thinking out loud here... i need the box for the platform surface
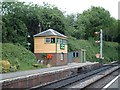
[0,61,98,80]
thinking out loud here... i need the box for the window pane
[73,52,75,57]
[76,52,79,57]
[45,38,51,43]
[60,39,63,44]
[51,38,55,43]
[63,39,67,44]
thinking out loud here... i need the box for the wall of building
[73,58,81,63]
[34,36,67,54]
[34,36,68,66]
[35,53,67,66]
[68,49,86,63]
[56,53,67,66]
[72,51,81,63]
[34,37,56,53]
[56,44,67,53]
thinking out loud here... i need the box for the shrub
[0,60,10,73]
[10,65,17,72]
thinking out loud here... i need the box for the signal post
[94,29,103,65]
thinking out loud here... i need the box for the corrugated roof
[34,29,67,38]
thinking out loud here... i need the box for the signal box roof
[34,29,67,38]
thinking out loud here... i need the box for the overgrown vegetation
[1,43,47,73]
[68,37,119,63]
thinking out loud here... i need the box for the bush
[10,65,17,72]
[0,60,10,73]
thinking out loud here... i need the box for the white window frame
[45,38,51,43]
[60,53,64,60]
[57,38,61,44]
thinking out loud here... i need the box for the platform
[1,61,98,80]
[0,61,100,88]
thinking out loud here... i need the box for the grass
[1,43,47,73]
[68,37,119,64]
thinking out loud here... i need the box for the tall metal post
[100,29,103,65]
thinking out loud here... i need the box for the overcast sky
[19,0,119,19]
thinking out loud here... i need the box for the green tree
[64,14,76,37]
[76,6,111,40]
[64,14,86,39]
[2,2,67,51]
[2,14,28,46]
[38,3,66,34]
[108,17,118,41]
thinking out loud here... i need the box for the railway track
[82,69,119,89]
[31,62,119,90]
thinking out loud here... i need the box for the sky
[18,0,119,19]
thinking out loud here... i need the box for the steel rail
[81,68,120,89]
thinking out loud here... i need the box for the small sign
[96,54,100,58]
[60,44,65,49]
[47,54,53,59]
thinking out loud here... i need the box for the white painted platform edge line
[101,74,120,90]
